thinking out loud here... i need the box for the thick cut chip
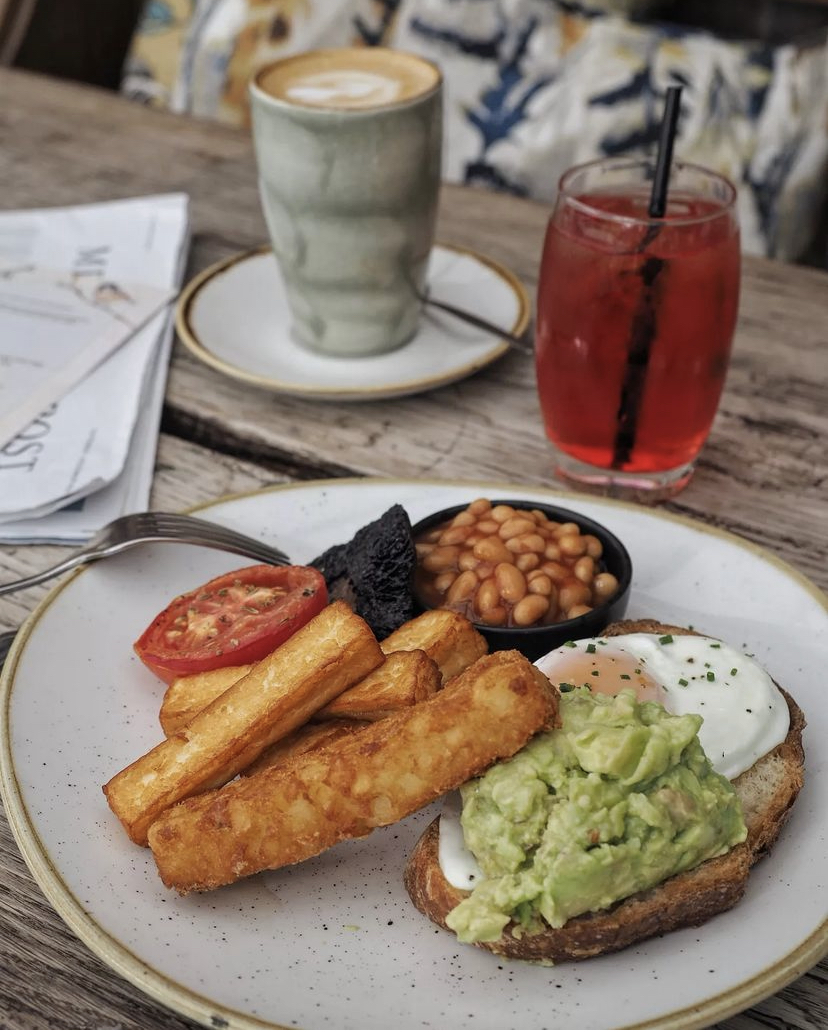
[247,650,440,773]
[246,718,370,775]
[381,609,487,682]
[160,664,252,736]
[314,649,440,721]
[159,610,478,735]
[104,601,383,845]
[159,647,440,737]
[148,650,559,892]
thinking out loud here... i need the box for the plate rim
[2,476,826,1030]
[174,244,530,400]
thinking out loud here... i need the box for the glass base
[550,447,695,504]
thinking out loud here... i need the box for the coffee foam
[285,70,403,109]
[257,48,440,111]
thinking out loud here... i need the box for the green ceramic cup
[250,47,443,357]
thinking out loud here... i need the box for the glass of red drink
[535,157,740,500]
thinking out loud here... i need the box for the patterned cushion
[122,0,828,260]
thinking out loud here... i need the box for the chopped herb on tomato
[133,565,327,683]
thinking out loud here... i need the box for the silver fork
[0,510,290,598]
[0,511,291,669]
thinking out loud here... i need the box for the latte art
[285,70,403,109]
[257,47,440,112]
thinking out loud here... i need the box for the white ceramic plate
[1,479,826,1030]
[175,246,529,400]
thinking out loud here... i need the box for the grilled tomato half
[134,564,327,683]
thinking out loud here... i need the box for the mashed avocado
[446,688,747,944]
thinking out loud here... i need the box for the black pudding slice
[310,504,416,640]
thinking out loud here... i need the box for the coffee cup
[249,47,443,357]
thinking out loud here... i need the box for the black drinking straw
[611,84,683,471]
[649,86,682,218]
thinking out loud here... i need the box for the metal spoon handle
[421,294,534,354]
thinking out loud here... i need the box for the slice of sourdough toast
[403,619,805,962]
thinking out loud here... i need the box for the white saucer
[175,243,530,401]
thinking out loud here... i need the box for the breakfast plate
[174,245,530,400]
[1,478,826,1030]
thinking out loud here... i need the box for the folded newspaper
[0,194,190,542]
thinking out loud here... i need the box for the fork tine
[145,512,291,564]
[104,512,289,564]
[167,513,283,546]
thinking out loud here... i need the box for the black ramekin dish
[410,499,633,663]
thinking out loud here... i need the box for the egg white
[535,633,790,780]
[438,633,791,889]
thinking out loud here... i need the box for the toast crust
[405,816,752,962]
[404,618,806,961]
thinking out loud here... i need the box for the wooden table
[0,67,826,1030]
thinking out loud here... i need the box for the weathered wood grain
[0,67,826,1031]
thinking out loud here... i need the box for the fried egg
[535,633,790,781]
[438,632,791,890]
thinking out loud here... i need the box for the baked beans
[414,499,620,629]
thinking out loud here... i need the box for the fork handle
[0,553,90,597]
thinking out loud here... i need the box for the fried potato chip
[314,648,440,721]
[160,664,252,737]
[245,718,370,775]
[104,601,383,845]
[148,650,558,892]
[380,609,487,681]
[246,649,439,773]
[159,610,477,735]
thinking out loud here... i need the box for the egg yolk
[540,649,666,705]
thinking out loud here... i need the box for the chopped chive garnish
[564,641,576,648]
[559,682,576,693]
[679,678,689,686]
[591,670,600,677]
[709,643,721,649]
[586,643,597,654]
[730,668,738,676]
[634,668,642,675]
[620,674,631,680]
[706,671,715,681]
[659,634,673,644]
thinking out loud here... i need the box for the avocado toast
[404,619,805,961]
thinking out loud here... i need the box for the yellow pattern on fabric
[128,0,193,110]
